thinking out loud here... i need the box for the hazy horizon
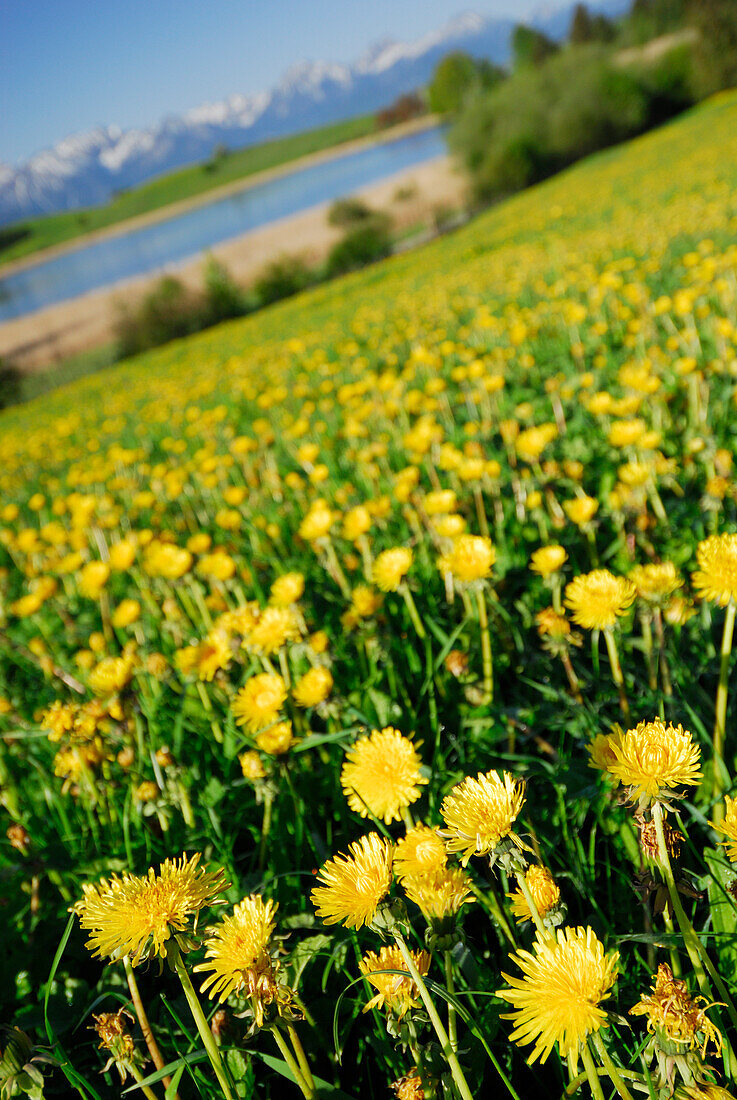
[1,0,548,166]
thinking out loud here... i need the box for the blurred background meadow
[3,2,737,1098]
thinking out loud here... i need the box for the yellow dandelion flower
[664,594,697,625]
[109,539,137,571]
[78,561,110,599]
[341,727,428,824]
[508,865,562,924]
[692,533,737,606]
[535,608,571,638]
[134,781,159,804]
[608,418,646,448]
[423,489,457,516]
[143,542,192,579]
[195,895,277,1003]
[239,750,266,781]
[342,505,372,541]
[439,770,525,866]
[515,423,557,463]
[42,700,77,742]
[432,514,467,539]
[111,599,141,629]
[373,547,414,592]
[629,562,683,604]
[530,545,567,577]
[88,655,134,696]
[74,853,228,966]
[187,532,212,554]
[269,572,305,606]
[256,720,295,755]
[678,1085,736,1099]
[587,730,623,773]
[403,865,474,922]
[630,963,722,1058]
[605,718,702,805]
[197,551,236,582]
[311,833,393,929]
[195,631,232,682]
[299,502,334,542]
[232,674,287,732]
[359,945,430,1017]
[437,535,495,584]
[498,926,619,1066]
[308,630,330,653]
[564,496,599,527]
[565,570,636,630]
[394,824,447,882]
[245,606,300,655]
[349,585,383,620]
[712,795,737,862]
[293,666,333,708]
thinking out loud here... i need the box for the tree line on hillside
[430,0,737,202]
[113,199,399,359]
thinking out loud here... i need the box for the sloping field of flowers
[2,90,737,1099]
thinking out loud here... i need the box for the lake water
[0,126,447,322]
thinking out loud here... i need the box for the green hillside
[1,92,737,1099]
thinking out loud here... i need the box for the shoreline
[0,155,467,372]
[0,114,441,279]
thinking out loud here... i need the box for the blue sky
[0,0,536,166]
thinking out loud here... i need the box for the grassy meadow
[2,89,737,1099]
[0,114,381,268]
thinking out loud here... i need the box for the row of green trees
[430,0,737,202]
[114,200,394,358]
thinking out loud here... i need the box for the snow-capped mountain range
[0,3,626,227]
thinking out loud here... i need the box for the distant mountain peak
[0,0,629,226]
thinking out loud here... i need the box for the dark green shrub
[254,255,312,306]
[202,256,248,324]
[0,359,22,409]
[327,198,376,229]
[688,0,737,98]
[115,276,202,358]
[325,218,392,277]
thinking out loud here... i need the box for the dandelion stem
[580,1040,606,1100]
[123,956,175,1097]
[477,587,493,704]
[662,911,681,978]
[258,788,274,871]
[591,1031,635,1100]
[639,612,657,691]
[652,607,672,697]
[399,583,426,640]
[393,931,474,1100]
[167,941,234,1100]
[560,649,583,703]
[128,1062,163,1100]
[712,599,735,820]
[287,1024,315,1093]
[444,950,458,1051]
[196,681,223,743]
[474,486,489,539]
[472,881,517,949]
[271,1026,314,1098]
[603,629,629,720]
[652,802,737,1044]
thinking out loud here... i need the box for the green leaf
[705,847,737,973]
[122,1050,210,1093]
